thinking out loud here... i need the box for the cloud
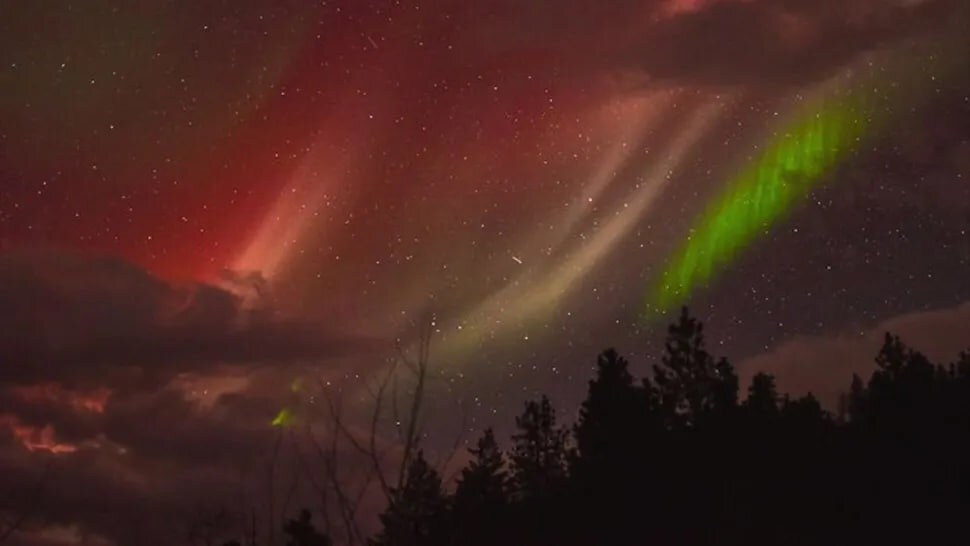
[448,0,961,90]
[0,375,319,545]
[0,249,387,544]
[0,378,307,544]
[739,301,970,408]
[626,0,958,85]
[0,249,380,385]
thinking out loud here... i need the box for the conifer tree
[371,451,448,546]
[574,348,654,473]
[653,307,738,428]
[283,510,331,546]
[452,428,508,545]
[745,372,780,419]
[509,396,568,501]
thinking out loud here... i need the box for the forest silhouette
[227,307,970,546]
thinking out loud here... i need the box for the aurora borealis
[1,1,969,544]
[649,89,871,315]
[647,34,965,316]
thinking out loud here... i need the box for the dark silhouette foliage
[283,510,331,546]
[218,508,331,546]
[370,451,448,546]
[508,395,568,502]
[349,308,970,545]
[573,348,654,468]
[745,371,779,420]
[450,428,508,546]
[653,307,737,428]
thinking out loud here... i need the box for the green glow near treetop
[271,407,295,427]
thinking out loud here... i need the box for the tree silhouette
[370,451,448,546]
[198,311,970,546]
[451,428,508,545]
[283,510,331,546]
[653,307,738,428]
[957,351,970,378]
[574,348,654,465]
[509,395,568,501]
[840,333,940,440]
[507,395,569,545]
[848,372,867,424]
[570,348,657,544]
[780,392,827,428]
[745,371,779,420]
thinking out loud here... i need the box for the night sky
[1,1,969,544]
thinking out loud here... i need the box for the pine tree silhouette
[350,312,970,546]
[451,428,508,546]
[574,348,653,464]
[283,509,331,546]
[745,372,779,420]
[509,395,568,501]
[570,348,657,545]
[507,395,569,545]
[653,307,737,428]
[780,392,827,428]
[848,373,867,424]
[371,451,448,546]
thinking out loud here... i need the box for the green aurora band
[647,92,872,316]
[644,21,970,319]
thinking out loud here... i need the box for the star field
[0,1,968,544]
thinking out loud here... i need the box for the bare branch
[279,431,300,534]
[318,381,392,502]
[390,372,404,444]
[304,406,369,546]
[439,399,470,486]
[296,313,440,544]
[367,364,397,499]
[396,319,432,489]
[292,427,334,538]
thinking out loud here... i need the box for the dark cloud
[0,249,381,385]
[0,379,310,546]
[0,249,384,544]
[628,0,958,85]
[0,436,260,546]
[101,388,278,463]
[442,0,962,90]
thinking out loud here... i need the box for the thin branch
[292,427,333,537]
[396,320,431,489]
[319,381,392,501]
[279,431,300,532]
[391,372,404,444]
[367,365,397,500]
[267,429,283,546]
[440,399,470,486]
[305,414,364,545]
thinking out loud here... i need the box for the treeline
[235,308,970,546]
